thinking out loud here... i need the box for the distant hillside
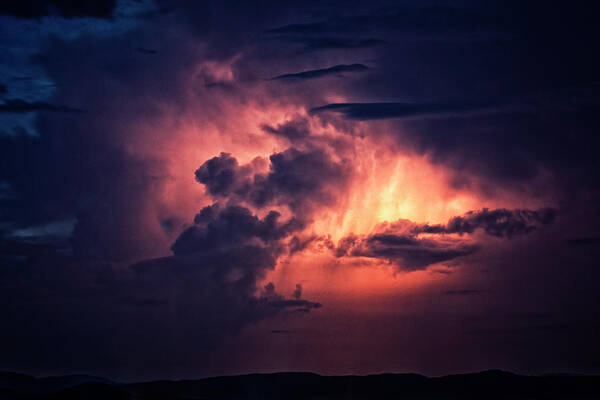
[0,372,114,396]
[0,369,598,399]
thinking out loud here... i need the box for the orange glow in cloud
[112,58,554,304]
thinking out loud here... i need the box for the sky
[1,0,599,381]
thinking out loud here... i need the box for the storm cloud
[421,208,556,238]
[261,117,311,142]
[1,0,599,381]
[195,146,350,213]
[336,208,555,269]
[269,64,368,81]
[172,204,304,255]
[0,195,319,379]
[311,100,492,120]
[336,232,478,270]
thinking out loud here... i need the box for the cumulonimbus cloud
[195,146,350,214]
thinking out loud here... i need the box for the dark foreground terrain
[0,370,598,399]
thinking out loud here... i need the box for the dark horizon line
[2,368,597,384]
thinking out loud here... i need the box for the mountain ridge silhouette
[1,369,598,399]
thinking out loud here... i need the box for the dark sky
[1,0,600,381]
